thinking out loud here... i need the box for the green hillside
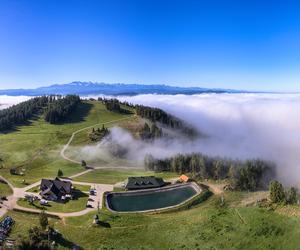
[1,99,300,250]
[0,101,134,187]
[7,191,300,250]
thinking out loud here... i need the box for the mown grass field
[17,189,88,213]
[74,168,179,184]
[7,191,300,250]
[0,182,12,196]
[0,101,135,187]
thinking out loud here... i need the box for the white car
[40,199,48,205]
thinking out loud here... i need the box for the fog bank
[2,93,300,185]
[0,95,32,110]
[107,93,300,185]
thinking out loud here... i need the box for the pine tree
[269,180,285,204]
[39,211,48,230]
[286,187,298,204]
[57,169,63,177]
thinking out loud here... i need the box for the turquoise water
[107,185,197,212]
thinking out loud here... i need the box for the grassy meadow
[74,169,179,184]
[17,190,88,213]
[2,99,300,249]
[0,181,13,196]
[0,101,135,187]
[7,191,300,250]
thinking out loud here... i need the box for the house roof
[125,176,165,190]
[40,177,72,196]
[179,175,189,182]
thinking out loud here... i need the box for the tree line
[97,98,197,137]
[15,211,76,249]
[44,95,81,124]
[269,180,298,205]
[144,153,275,191]
[135,105,197,136]
[139,122,162,140]
[89,125,110,142]
[98,97,133,114]
[0,96,50,131]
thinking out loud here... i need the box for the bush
[81,160,87,168]
[285,187,298,205]
[269,180,285,204]
[39,211,48,230]
[57,169,63,177]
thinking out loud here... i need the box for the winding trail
[60,115,134,165]
[0,115,139,219]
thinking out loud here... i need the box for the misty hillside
[0,82,244,96]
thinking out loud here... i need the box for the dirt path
[0,115,138,219]
[239,191,268,207]
[60,116,134,165]
[202,181,225,195]
[0,175,113,219]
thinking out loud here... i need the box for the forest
[98,98,132,114]
[139,122,162,140]
[89,125,109,142]
[44,95,81,124]
[135,105,197,136]
[144,153,275,191]
[0,96,50,131]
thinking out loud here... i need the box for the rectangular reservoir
[106,183,201,212]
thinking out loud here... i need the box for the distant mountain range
[0,82,246,96]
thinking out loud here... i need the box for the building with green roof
[125,176,165,190]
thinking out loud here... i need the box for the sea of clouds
[0,95,32,110]
[2,93,300,185]
[106,93,300,185]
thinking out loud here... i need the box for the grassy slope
[7,191,300,250]
[74,169,179,184]
[2,100,300,249]
[0,101,134,187]
[0,182,13,196]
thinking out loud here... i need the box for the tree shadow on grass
[54,231,83,249]
[0,113,43,134]
[0,101,93,134]
[99,221,111,228]
[72,190,89,200]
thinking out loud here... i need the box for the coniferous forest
[98,98,133,114]
[44,95,81,124]
[144,153,275,191]
[0,95,82,130]
[135,105,197,136]
[0,96,50,131]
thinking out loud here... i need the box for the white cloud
[3,93,300,185]
[0,95,32,110]
[109,93,300,185]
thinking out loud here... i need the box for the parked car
[89,189,96,195]
[0,216,14,243]
[40,199,48,205]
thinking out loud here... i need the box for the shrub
[57,169,63,177]
[269,180,285,204]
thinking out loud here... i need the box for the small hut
[179,175,189,183]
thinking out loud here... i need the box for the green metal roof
[125,176,165,190]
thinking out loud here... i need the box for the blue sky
[0,0,299,91]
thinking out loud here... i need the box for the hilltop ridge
[0,82,245,96]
